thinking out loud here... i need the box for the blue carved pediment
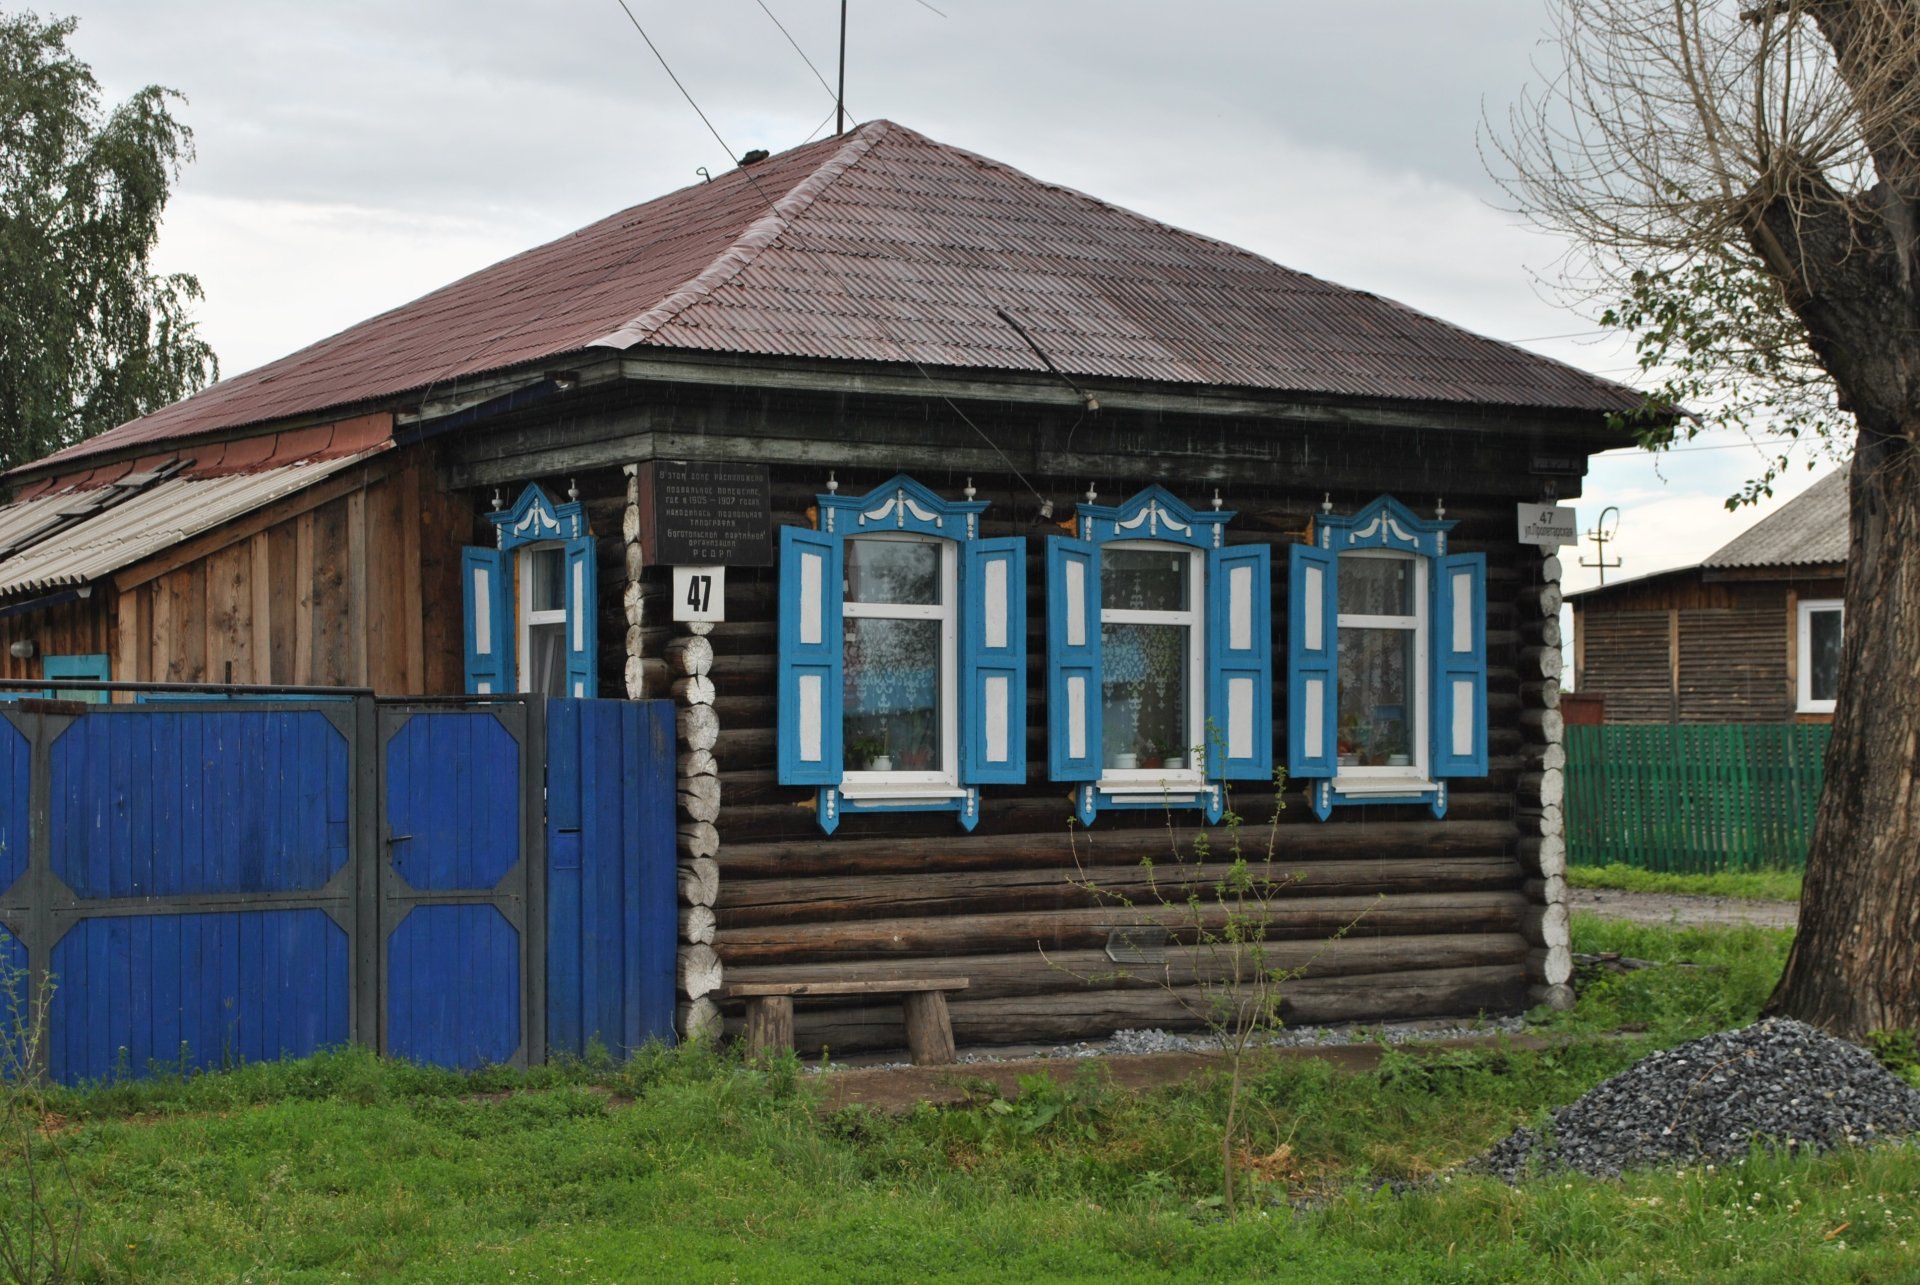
[817,473,989,541]
[489,483,587,550]
[1075,484,1235,549]
[1318,494,1451,557]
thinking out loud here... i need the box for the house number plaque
[638,460,774,567]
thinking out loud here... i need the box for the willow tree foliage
[0,11,216,475]
[1497,1,1920,1037]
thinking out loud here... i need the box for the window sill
[1332,775,1435,797]
[838,781,967,803]
[1097,772,1208,798]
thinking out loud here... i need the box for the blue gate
[0,693,675,1084]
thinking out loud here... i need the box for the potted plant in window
[850,734,891,772]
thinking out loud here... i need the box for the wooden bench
[722,978,970,1066]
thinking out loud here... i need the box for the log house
[0,121,1636,1055]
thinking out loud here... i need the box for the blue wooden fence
[0,694,676,1084]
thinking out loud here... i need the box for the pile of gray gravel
[1476,1018,1920,1181]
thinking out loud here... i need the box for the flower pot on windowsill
[1162,755,1185,771]
[866,755,893,772]
[1140,755,1164,770]
[1113,753,1139,771]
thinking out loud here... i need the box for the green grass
[9,918,1918,1281]
[1569,862,1804,902]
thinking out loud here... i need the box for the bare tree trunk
[1766,433,1920,1037]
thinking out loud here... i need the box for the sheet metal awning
[0,452,374,600]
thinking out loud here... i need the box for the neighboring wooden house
[1568,469,1847,723]
[0,121,1641,1052]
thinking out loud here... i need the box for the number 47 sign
[672,565,726,623]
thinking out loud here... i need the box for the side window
[519,544,570,698]
[42,653,111,703]
[1287,495,1486,820]
[462,483,597,699]
[776,475,1025,834]
[1100,544,1204,783]
[1336,552,1425,779]
[1797,598,1843,714]
[842,535,957,785]
[1045,486,1270,826]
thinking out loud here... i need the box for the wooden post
[902,990,958,1066]
[622,465,648,699]
[655,516,724,1040]
[742,995,795,1060]
[1519,543,1574,1009]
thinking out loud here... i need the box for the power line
[753,0,844,112]
[609,2,1054,511]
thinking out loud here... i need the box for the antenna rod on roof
[836,0,847,135]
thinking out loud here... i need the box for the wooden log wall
[596,458,1555,1056]
[0,449,471,695]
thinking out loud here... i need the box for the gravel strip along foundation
[1475,1018,1920,1181]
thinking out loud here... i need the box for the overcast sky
[57,0,1846,604]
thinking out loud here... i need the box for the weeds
[0,937,86,1283]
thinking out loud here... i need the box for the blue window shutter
[1045,536,1102,781]
[1205,544,1272,780]
[1286,544,1338,779]
[961,536,1027,785]
[777,525,844,786]
[563,536,598,699]
[461,547,513,695]
[1431,551,1489,777]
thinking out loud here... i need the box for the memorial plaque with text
[638,461,773,567]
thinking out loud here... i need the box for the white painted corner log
[679,997,723,1042]
[680,943,723,1000]
[682,904,717,945]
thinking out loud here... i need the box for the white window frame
[1797,597,1843,714]
[1334,548,1429,794]
[517,541,569,697]
[839,532,962,801]
[1096,540,1207,796]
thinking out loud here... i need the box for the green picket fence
[1564,723,1832,873]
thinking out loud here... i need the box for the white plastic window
[841,534,959,799]
[518,543,569,697]
[1336,550,1428,791]
[1099,542,1205,793]
[1797,598,1843,714]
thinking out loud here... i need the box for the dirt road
[1569,887,1798,930]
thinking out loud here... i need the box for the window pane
[844,617,942,770]
[1810,608,1843,702]
[526,621,568,696]
[1102,548,1188,611]
[846,539,939,605]
[1339,555,1413,617]
[1338,626,1414,767]
[1101,621,1191,768]
[528,546,566,613]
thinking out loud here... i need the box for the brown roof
[26,119,1642,476]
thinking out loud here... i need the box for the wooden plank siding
[1573,572,1845,724]
[0,448,469,696]
[568,460,1544,1056]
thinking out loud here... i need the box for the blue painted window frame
[1045,486,1272,827]
[1285,495,1488,820]
[776,474,1027,834]
[460,484,597,698]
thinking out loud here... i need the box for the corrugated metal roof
[1703,468,1849,570]
[28,119,1643,477]
[0,452,375,598]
